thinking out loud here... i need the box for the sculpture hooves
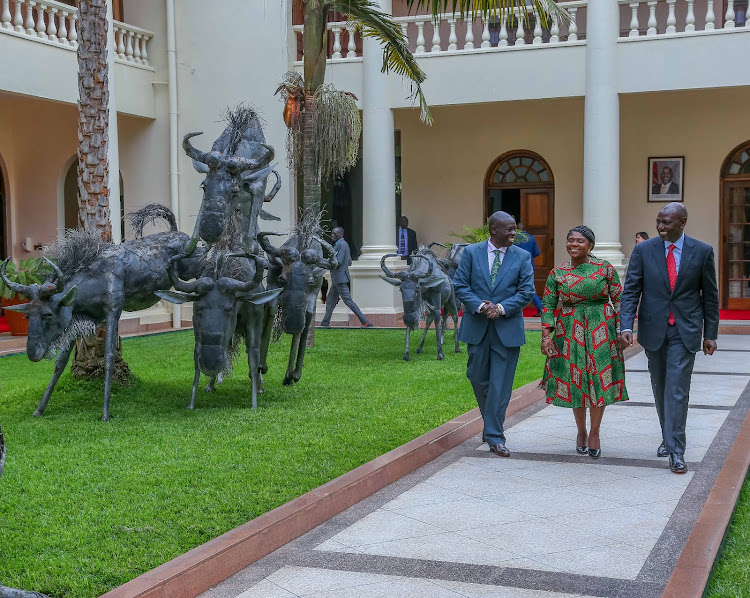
[403,356,410,362]
[283,376,294,386]
[416,348,423,354]
[187,405,195,410]
[33,410,44,418]
[101,415,110,422]
[437,355,445,361]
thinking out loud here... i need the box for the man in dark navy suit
[620,202,719,474]
[397,216,418,264]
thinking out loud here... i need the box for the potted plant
[0,257,44,336]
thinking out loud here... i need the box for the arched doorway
[62,159,125,240]
[485,150,554,296]
[720,141,750,310]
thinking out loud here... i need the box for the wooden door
[722,181,750,310]
[521,189,554,297]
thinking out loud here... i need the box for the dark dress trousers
[397,227,418,263]
[620,235,719,455]
[454,243,535,445]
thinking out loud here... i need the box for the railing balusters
[550,12,559,44]
[25,1,35,35]
[463,14,474,50]
[685,0,696,32]
[532,6,542,45]
[726,0,735,28]
[629,2,640,36]
[647,1,657,36]
[666,0,676,34]
[447,16,457,51]
[431,18,441,52]
[1,0,11,29]
[481,14,490,48]
[12,0,23,32]
[514,10,525,46]
[35,1,45,38]
[140,33,149,66]
[58,6,68,43]
[706,0,716,30]
[567,7,578,42]
[416,18,425,53]
[133,32,142,63]
[346,22,357,58]
[331,23,342,58]
[124,29,134,61]
[399,21,408,52]
[499,13,508,46]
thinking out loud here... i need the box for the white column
[352,0,403,319]
[106,0,121,244]
[583,0,626,272]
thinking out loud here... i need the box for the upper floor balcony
[292,0,750,107]
[0,0,157,118]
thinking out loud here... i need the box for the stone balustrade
[0,0,154,67]
[293,0,749,64]
[619,0,747,37]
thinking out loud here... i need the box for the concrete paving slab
[622,371,749,407]
[626,349,750,374]
[236,567,592,598]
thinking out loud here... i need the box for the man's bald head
[488,211,517,248]
[658,202,687,220]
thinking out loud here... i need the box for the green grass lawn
[706,475,750,597]
[0,328,543,598]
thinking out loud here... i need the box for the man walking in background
[620,202,719,474]
[320,227,373,328]
[515,222,543,316]
[454,211,535,457]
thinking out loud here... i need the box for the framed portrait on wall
[648,157,685,202]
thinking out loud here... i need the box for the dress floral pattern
[541,258,629,408]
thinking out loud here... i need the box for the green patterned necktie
[490,249,502,287]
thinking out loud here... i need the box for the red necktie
[667,244,677,325]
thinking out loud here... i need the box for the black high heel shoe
[576,433,588,455]
[588,448,601,459]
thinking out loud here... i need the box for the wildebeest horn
[224,145,275,174]
[168,258,200,294]
[380,254,401,279]
[412,255,434,279]
[43,258,65,294]
[240,163,275,184]
[183,132,208,164]
[428,242,447,249]
[223,253,268,293]
[264,170,281,202]
[257,231,284,258]
[1,258,33,298]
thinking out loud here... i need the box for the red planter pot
[1,296,29,336]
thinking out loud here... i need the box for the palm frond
[331,0,433,124]
[405,0,570,29]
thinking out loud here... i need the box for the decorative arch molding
[721,140,750,179]
[485,149,555,190]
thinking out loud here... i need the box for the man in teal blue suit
[454,211,535,457]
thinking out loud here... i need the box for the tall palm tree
[72,0,129,381]
[291,0,566,211]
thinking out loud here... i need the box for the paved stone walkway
[200,335,750,598]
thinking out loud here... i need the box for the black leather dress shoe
[669,453,687,474]
[489,443,510,457]
[657,442,668,458]
[482,433,487,444]
[588,448,601,459]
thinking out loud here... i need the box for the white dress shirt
[477,240,507,315]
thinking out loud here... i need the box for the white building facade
[0,0,749,330]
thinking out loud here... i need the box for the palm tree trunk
[73,0,129,382]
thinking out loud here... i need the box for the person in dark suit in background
[515,222,543,316]
[320,227,373,328]
[652,167,680,196]
[397,216,418,264]
[619,202,719,474]
[454,211,535,457]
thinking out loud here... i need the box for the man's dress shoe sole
[489,444,510,457]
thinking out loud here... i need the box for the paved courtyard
[200,335,750,598]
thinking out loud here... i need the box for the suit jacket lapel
[492,246,517,291]
[650,240,671,290]
[480,241,491,290]
[672,236,696,294]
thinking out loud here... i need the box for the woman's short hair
[636,231,649,240]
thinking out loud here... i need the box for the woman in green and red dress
[540,225,629,459]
